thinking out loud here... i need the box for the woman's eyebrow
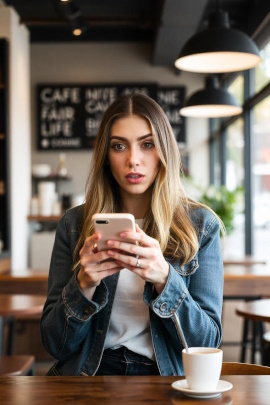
[110,134,153,141]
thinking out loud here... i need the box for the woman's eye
[142,141,155,149]
[111,143,126,151]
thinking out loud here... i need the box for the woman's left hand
[106,224,169,294]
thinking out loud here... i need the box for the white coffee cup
[182,347,223,391]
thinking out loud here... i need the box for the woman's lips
[125,173,144,184]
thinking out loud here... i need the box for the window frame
[209,17,270,255]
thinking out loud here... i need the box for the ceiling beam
[20,16,151,27]
[152,0,208,66]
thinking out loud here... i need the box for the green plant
[200,185,241,235]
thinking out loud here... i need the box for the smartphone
[92,213,136,252]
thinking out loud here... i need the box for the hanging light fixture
[175,2,262,73]
[70,17,86,36]
[57,0,88,37]
[180,76,243,118]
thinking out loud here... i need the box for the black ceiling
[4,0,270,66]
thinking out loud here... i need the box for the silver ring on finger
[136,257,141,268]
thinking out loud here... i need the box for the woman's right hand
[77,233,122,293]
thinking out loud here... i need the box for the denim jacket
[41,205,223,376]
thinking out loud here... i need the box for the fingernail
[120,232,126,237]
[107,240,114,246]
[108,250,115,256]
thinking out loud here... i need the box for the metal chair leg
[251,321,256,364]
[240,319,249,363]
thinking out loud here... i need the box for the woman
[41,93,224,376]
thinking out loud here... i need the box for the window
[255,41,270,93]
[252,95,270,262]
[224,118,245,259]
[226,119,244,191]
[228,74,244,105]
[208,28,270,261]
[214,137,221,187]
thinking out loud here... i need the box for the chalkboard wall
[37,83,185,150]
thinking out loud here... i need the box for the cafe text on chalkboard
[37,83,185,150]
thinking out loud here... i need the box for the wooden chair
[235,299,270,364]
[0,355,35,376]
[263,331,270,365]
[221,361,270,375]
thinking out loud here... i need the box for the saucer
[171,379,233,399]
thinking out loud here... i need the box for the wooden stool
[0,355,35,375]
[235,299,270,364]
[262,331,270,366]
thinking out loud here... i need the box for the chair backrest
[221,362,270,375]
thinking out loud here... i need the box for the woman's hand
[77,233,122,294]
[106,224,169,294]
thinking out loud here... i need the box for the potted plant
[200,185,242,235]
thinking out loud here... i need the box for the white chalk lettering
[121,88,149,96]
[165,110,182,124]
[41,106,75,121]
[85,118,100,131]
[40,87,81,104]
[85,100,111,114]
[41,121,73,137]
[158,91,179,105]
[85,87,117,101]
[51,138,81,148]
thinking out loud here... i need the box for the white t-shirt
[104,219,155,361]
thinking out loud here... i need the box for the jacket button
[160,302,167,311]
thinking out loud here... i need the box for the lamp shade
[180,76,243,118]
[175,11,262,73]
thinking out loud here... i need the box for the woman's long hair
[74,93,218,267]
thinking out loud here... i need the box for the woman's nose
[127,147,141,167]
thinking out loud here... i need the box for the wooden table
[235,299,270,322]
[0,270,48,295]
[223,264,270,299]
[0,294,46,355]
[0,375,269,404]
[223,257,267,266]
[0,265,270,299]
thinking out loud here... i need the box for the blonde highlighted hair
[74,93,220,267]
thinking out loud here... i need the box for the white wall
[0,7,31,272]
[30,42,209,197]
[186,117,209,189]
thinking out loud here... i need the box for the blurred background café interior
[0,0,270,375]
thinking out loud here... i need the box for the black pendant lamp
[175,4,262,73]
[180,76,243,118]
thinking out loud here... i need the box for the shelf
[27,215,62,222]
[32,175,72,181]
[0,256,11,274]
[0,180,5,195]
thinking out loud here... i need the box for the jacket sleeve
[40,211,108,360]
[144,211,223,351]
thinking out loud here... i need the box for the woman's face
[108,114,160,201]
